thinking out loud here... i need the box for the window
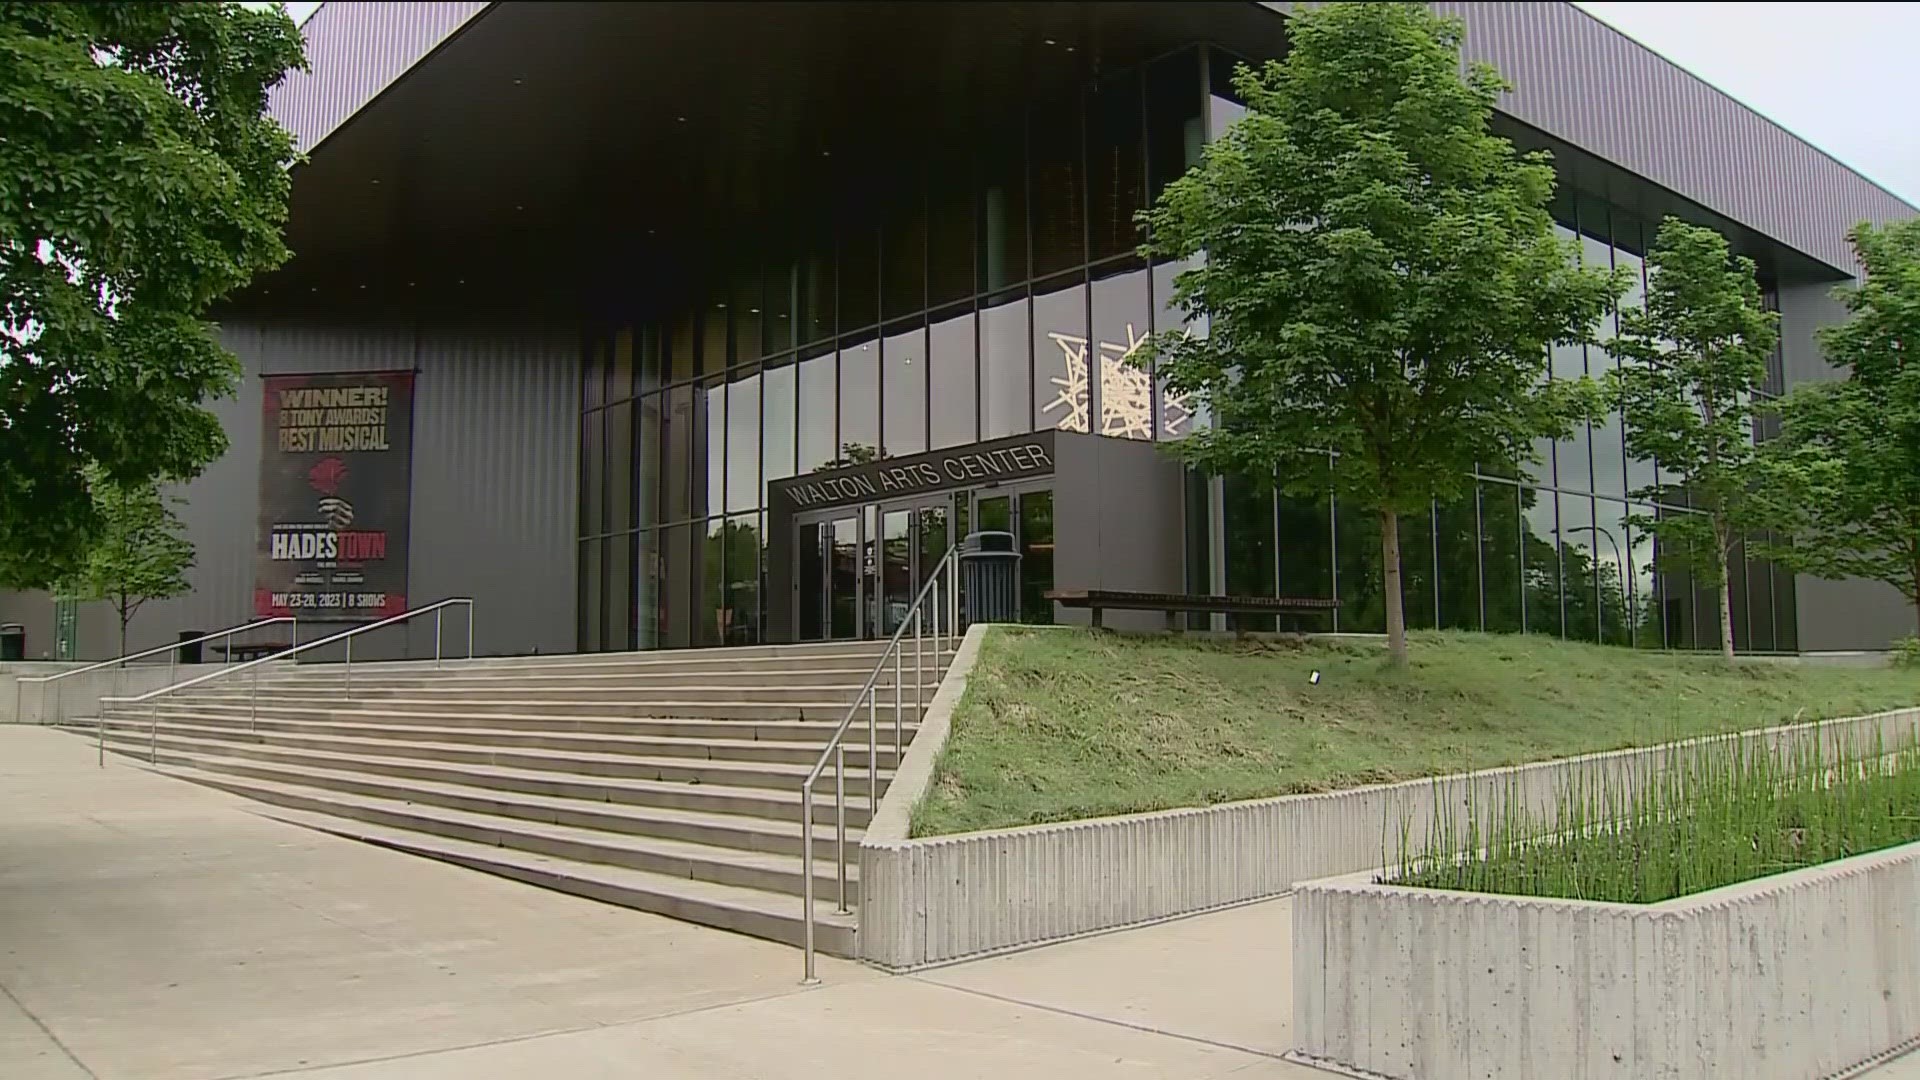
[981,292,1030,439]
[928,304,977,449]
[1032,275,1088,433]
[882,319,928,457]
[1090,261,1154,439]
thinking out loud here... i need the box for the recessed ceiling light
[515,204,524,211]
[716,302,727,309]
[1065,45,1075,52]
[457,278,466,285]
[407,281,416,287]
[309,286,317,293]
[749,308,760,314]
[512,77,524,86]
[358,284,367,290]
[369,178,381,185]
[677,115,688,123]
[821,149,831,157]
[1043,37,1056,45]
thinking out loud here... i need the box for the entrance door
[796,511,864,642]
[797,496,958,642]
[963,485,1054,624]
[876,495,956,636]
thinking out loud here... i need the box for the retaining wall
[859,677,1920,970]
[1292,843,1920,1079]
[6,665,180,725]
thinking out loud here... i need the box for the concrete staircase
[62,641,948,956]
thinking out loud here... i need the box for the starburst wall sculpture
[1041,323,1194,439]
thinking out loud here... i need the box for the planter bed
[1291,843,1920,1080]
[1292,732,1920,1079]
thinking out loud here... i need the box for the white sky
[269,1,1919,207]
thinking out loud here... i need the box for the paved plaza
[0,727,1314,1080]
[4,725,1918,1080]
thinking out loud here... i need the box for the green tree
[1607,218,1779,662]
[1765,220,1920,637]
[58,470,197,655]
[0,2,305,588]
[1140,2,1619,665]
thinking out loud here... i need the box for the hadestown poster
[254,370,415,621]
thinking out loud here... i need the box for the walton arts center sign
[771,432,1056,512]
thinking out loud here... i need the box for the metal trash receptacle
[0,623,22,662]
[176,630,206,665]
[960,531,1021,624]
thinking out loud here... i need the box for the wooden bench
[1044,589,1339,629]
[213,641,292,662]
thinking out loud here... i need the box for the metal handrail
[800,544,961,983]
[13,616,299,725]
[95,598,474,768]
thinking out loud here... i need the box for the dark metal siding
[0,325,581,661]
[270,1,490,153]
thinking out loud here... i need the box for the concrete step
[85,722,893,794]
[165,768,855,901]
[118,744,863,861]
[68,725,874,826]
[130,695,921,722]
[252,663,947,692]
[172,682,936,706]
[270,640,916,677]
[250,804,859,955]
[100,704,918,746]
[93,713,906,767]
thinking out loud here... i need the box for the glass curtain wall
[577,47,1207,651]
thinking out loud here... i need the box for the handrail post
[149,702,158,764]
[168,649,176,689]
[897,622,907,767]
[802,773,818,985]
[910,607,917,764]
[435,608,443,669]
[224,628,234,666]
[251,664,259,730]
[97,711,104,768]
[867,680,877,814]
[345,634,353,698]
[468,603,476,661]
[834,742,848,915]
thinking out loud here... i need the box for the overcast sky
[271,1,1919,206]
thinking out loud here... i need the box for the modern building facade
[4,1,1914,660]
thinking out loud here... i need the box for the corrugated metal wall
[269,1,491,153]
[0,324,580,662]
[1255,2,1914,274]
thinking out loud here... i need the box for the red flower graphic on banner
[307,457,348,496]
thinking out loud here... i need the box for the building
[4,0,1915,661]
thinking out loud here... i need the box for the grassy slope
[909,628,1920,837]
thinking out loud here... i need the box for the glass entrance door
[796,512,864,642]
[876,495,956,636]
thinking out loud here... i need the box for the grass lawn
[908,627,1920,837]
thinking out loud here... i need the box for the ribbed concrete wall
[1294,844,1920,1079]
[861,705,1920,970]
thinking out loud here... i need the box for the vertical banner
[254,370,415,621]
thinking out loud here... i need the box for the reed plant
[1389,725,1920,902]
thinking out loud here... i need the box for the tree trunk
[1380,507,1408,667]
[1715,533,1736,663]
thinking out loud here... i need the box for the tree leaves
[1764,220,1920,632]
[0,2,304,588]
[1606,218,1779,660]
[1137,1,1620,664]
[55,465,195,652]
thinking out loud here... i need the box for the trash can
[960,531,1021,624]
[0,623,22,662]
[176,630,206,665]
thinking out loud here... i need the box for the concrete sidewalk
[8,725,1917,1080]
[0,727,1313,1080]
